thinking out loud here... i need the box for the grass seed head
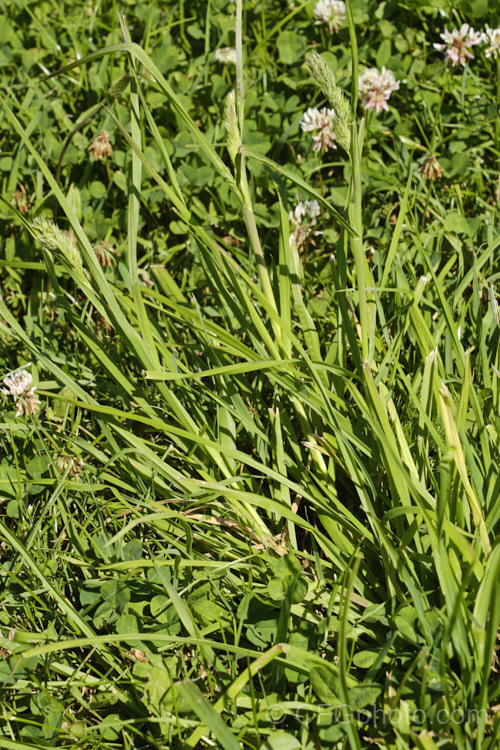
[31,217,83,269]
[107,74,130,98]
[305,52,352,152]
[224,89,240,164]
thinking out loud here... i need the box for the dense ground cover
[0,0,499,747]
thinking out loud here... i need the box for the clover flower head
[358,67,400,112]
[290,199,321,225]
[433,24,482,66]
[88,130,113,160]
[2,370,40,418]
[301,107,337,152]
[314,0,346,34]
[55,455,84,477]
[421,154,443,181]
[215,47,237,64]
[11,188,30,214]
[94,240,117,268]
[289,200,322,249]
[482,26,500,59]
[2,370,33,397]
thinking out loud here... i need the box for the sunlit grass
[0,0,499,748]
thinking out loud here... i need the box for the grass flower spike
[358,67,400,112]
[224,89,240,163]
[434,24,482,66]
[305,52,352,151]
[1,2,499,744]
[482,26,500,59]
[2,370,40,418]
[31,217,83,269]
[314,1,346,34]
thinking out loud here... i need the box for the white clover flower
[301,107,337,152]
[420,153,443,181]
[88,130,112,161]
[301,108,323,132]
[433,24,482,66]
[2,370,40,418]
[215,47,237,64]
[289,199,321,224]
[358,67,400,112]
[289,200,322,249]
[482,26,500,59]
[2,370,33,396]
[314,0,346,34]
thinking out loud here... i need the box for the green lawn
[0,0,499,747]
